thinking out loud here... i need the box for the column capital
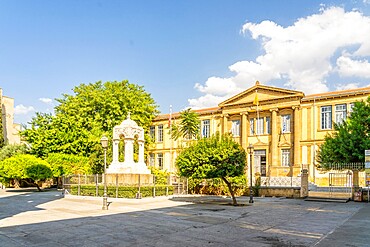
[240,111,248,116]
[292,105,301,110]
[221,114,229,118]
[269,108,279,112]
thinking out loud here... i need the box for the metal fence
[258,164,308,188]
[260,176,301,187]
[320,162,365,171]
[63,174,188,198]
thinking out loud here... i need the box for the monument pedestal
[107,161,151,174]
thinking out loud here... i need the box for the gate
[328,172,352,198]
[170,176,188,195]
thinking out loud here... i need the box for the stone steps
[305,196,350,203]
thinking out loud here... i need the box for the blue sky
[1,1,370,125]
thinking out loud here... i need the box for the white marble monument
[106,113,151,174]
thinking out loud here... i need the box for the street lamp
[100,135,109,210]
[247,143,254,203]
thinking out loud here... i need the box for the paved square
[0,190,369,246]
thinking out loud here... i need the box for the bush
[0,154,52,189]
[149,166,170,185]
[188,176,247,196]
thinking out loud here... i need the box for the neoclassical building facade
[147,82,370,183]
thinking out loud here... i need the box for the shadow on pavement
[0,188,63,221]
[170,195,251,206]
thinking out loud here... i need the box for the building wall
[1,91,21,145]
[147,83,370,185]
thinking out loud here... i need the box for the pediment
[219,83,304,107]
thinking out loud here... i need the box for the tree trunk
[35,183,42,192]
[13,178,20,188]
[221,177,237,206]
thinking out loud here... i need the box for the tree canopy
[21,80,159,173]
[317,98,370,169]
[176,133,246,205]
[0,144,29,161]
[46,153,91,177]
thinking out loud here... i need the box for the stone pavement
[0,189,369,246]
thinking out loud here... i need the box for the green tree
[317,98,370,169]
[0,107,4,148]
[176,133,246,205]
[21,80,159,172]
[171,108,200,141]
[0,154,52,191]
[46,153,91,188]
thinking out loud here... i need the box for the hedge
[70,185,174,198]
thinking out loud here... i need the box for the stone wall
[258,187,301,198]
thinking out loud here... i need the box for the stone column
[240,112,248,150]
[138,140,144,163]
[222,114,229,134]
[124,138,134,163]
[112,139,120,163]
[293,106,301,167]
[270,108,279,166]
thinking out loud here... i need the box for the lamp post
[100,135,108,210]
[247,143,254,203]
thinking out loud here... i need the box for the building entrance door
[254,150,266,176]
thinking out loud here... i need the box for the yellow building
[148,81,370,184]
[0,89,20,145]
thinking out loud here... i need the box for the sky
[1,0,370,125]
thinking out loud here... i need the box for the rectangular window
[201,119,210,138]
[250,118,254,135]
[321,106,332,130]
[158,125,163,142]
[256,118,264,135]
[150,126,156,141]
[281,149,290,167]
[231,120,240,137]
[266,117,271,134]
[335,104,347,124]
[348,103,355,114]
[149,153,155,166]
[281,115,291,133]
[157,153,163,169]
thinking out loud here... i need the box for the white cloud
[14,104,35,115]
[335,83,359,91]
[188,94,228,109]
[39,97,53,104]
[336,55,370,78]
[189,6,370,109]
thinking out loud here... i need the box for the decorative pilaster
[240,112,248,150]
[270,108,279,166]
[293,106,301,166]
[222,114,229,134]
